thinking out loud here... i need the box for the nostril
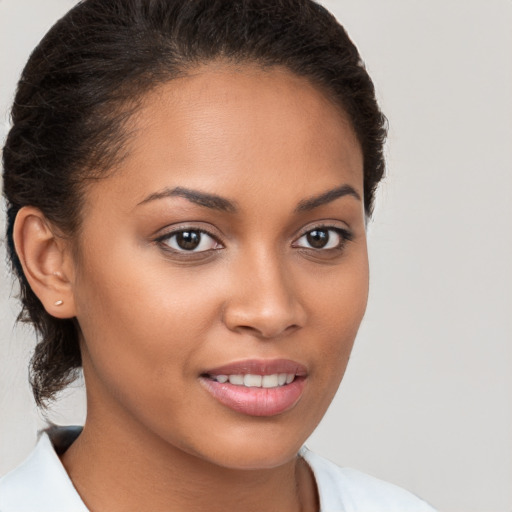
[236,322,300,339]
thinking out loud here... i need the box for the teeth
[228,374,244,385]
[213,373,296,388]
[262,374,278,388]
[244,374,262,387]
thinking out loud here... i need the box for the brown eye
[160,229,220,252]
[306,229,329,249]
[176,231,201,250]
[294,227,351,251]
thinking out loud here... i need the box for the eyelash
[155,224,353,255]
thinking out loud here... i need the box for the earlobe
[13,206,77,319]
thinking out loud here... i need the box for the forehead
[83,63,363,215]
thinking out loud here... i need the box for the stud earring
[54,300,64,306]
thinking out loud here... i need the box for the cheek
[73,254,225,371]
[306,248,369,384]
[72,255,230,440]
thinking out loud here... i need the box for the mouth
[199,359,307,417]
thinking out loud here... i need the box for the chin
[210,448,299,471]
[189,424,307,471]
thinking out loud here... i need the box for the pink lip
[200,359,307,417]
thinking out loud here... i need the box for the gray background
[1,1,511,511]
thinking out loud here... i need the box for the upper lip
[203,359,308,377]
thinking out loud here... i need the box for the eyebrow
[295,184,361,212]
[138,183,361,214]
[137,186,238,213]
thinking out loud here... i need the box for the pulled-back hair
[2,0,387,406]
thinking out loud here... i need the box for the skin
[16,63,368,511]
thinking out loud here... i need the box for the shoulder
[300,447,437,512]
[0,429,88,512]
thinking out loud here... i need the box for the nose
[222,251,306,339]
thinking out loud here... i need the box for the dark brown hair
[2,0,387,406]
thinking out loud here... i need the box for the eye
[158,229,221,253]
[293,226,351,250]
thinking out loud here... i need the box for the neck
[60,399,318,512]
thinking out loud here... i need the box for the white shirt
[0,429,436,512]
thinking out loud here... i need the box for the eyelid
[154,221,224,241]
[294,222,353,240]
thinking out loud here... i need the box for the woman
[0,0,436,510]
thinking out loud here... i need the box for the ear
[13,206,77,319]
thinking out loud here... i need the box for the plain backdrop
[1,1,511,511]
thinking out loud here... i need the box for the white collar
[0,430,88,512]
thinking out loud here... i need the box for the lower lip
[200,377,306,417]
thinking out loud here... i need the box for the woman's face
[70,64,368,469]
